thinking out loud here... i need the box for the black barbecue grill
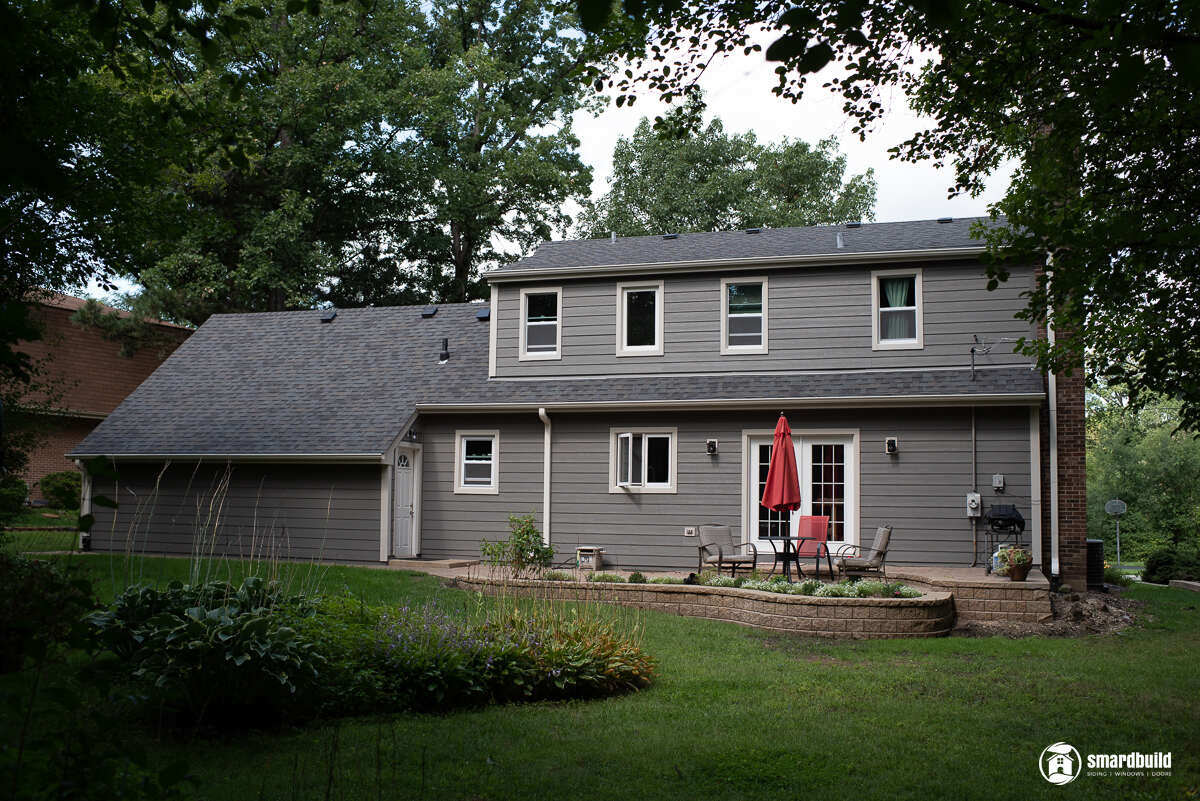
[984,504,1026,573]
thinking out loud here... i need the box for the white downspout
[538,407,551,546]
[74,459,92,550]
[1047,315,1061,579]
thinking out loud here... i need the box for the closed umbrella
[761,414,801,512]
[761,413,802,579]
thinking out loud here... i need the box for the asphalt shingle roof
[72,302,1043,458]
[495,217,997,272]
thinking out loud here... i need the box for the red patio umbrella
[761,413,802,513]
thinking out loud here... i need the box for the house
[71,218,1087,586]
[17,294,190,500]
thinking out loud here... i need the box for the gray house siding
[87,462,383,563]
[494,261,1037,378]
[417,414,546,561]
[416,407,1034,571]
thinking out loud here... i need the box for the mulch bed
[953,586,1144,638]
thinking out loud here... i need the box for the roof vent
[475,307,490,321]
[844,221,862,229]
[836,232,845,249]
[937,217,954,223]
[662,233,679,240]
[439,337,450,363]
[610,231,616,243]
[745,228,761,234]
[421,305,438,318]
[320,309,337,323]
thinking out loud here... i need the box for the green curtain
[882,277,912,308]
[881,277,914,340]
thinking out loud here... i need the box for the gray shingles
[494,217,999,272]
[72,299,1042,458]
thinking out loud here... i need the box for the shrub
[87,577,321,727]
[38,470,82,510]
[0,553,96,672]
[627,571,647,584]
[1142,545,1200,584]
[0,474,27,524]
[647,576,683,584]
[701,574,741,587]
[480,513,554,578]
[541,570,573,582]
[1103,565,1134,587]
[586,572,626,583]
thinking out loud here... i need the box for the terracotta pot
[1009,562,1032,582]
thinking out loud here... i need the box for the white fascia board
[415,392,1045,414]
[483,246,986,284]
[68,453,386,464]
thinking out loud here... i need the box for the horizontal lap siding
[418,414,546,561]
[494,261,1036,377]
[543,408,1032,571]
[88,462,383,563]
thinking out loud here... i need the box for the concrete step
[388,558,478,570]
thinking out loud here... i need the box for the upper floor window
[616,280,664,357]
[720,277,768,354]
[609,428,676,493]
[454,430,499,494]
[519,287,561,361]
[871,268,924,350]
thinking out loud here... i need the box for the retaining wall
[456,577,955,639]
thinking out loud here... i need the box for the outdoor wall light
[885,436,900,455]
[706,439,719,455]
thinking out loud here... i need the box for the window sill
[454,485,499,495]
[609,484,677,495]
[616,348,664,358]
[872,339,924,351]
[518,351,561,362]
[720,345,768,356]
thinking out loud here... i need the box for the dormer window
[519,287,561,360]
[720,277,768,354]
[616,280,664,357]
[871,268,924,350]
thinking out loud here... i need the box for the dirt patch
[953,587,1145,638]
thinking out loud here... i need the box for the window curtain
[881,277,914,340]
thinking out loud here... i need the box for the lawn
[8,554,1199,800]
[2,507,79,553]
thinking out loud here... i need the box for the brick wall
[16,300,190,500]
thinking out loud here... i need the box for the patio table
[769,536,834,582]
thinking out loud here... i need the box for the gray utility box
[575,546,604,571]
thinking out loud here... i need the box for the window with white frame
[871,268,923,350]
[616,281,664,356]
[610,429,676,493]
[454,431,499,494]
[519,287,561,360]
[720,277,768,353]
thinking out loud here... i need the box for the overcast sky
[571,39,1015,227]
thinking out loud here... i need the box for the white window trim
[608,427,677,494]
[615,280,665,357]
[871,267,924,350]
[518,286,562,361]
[720,275,769,355]
[453,430,500,495]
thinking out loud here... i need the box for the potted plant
[999,547,1033,581]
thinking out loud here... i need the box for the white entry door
[748,432,858,555]
[393,451,414,557]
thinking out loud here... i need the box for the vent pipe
[610,231,616,243]
[439,337,449,362]
[836,232,845,249]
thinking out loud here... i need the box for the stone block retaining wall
[456,577,955,639]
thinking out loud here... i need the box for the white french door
[748,432,858,555]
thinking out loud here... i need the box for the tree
[579,0,1200,427]
[577,93,875,238]
[1087,383,1200,561]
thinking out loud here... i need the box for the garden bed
[456,576,954,639]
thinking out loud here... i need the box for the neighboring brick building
[16,295,190,499]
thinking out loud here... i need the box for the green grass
[2,507,79,554]
[3,507,79,529]
[10,555,1200,800]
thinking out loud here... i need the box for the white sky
[571,38,1014,227]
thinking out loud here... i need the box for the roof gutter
[67,452,385,464]
[485,246,986,283]
[416,392,1044,414]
